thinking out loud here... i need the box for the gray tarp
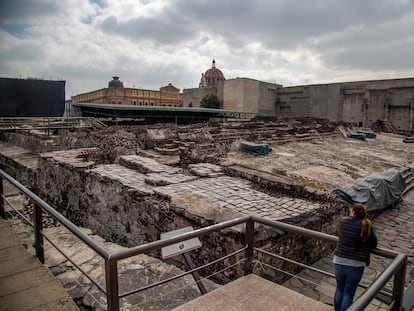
[240,141,270,155]
[332,168,407,211]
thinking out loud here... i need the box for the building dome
[199,60,225,87]
[108,76,124,88]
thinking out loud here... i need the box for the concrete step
[173,274,331,311]
[0,219,80,311]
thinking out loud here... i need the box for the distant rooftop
[108,76,124,88]
[71,102,256,121]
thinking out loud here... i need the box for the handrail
[251,215,338,243]
[110,216,250,261]
[119,247,247,299]
[0,117,107,131]
[41,229,107,294]
[253,215,401,260]
[349,253,407,311]
[0,168,408,311]
[255,247,336,279]
[0,169,110,259]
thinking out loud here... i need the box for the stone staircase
[401,166,414,196]
[148,119,340,162]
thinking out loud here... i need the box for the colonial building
[183,60,225,108]
[199,59,225,88]
[72,77,182,107]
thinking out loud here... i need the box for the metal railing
[0,117,107,134]
[0,168,408,311]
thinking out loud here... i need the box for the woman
[333,203,378,311]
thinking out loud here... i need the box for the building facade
[72,77,182,107]
[276,78,414,133]
[183,61,414,133]
[183,60,225,108]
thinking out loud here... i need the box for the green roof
[71,102,257,120]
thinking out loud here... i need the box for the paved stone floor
[154,175,323,219]
[87,154,325,222]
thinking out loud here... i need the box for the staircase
[401,167,414,196]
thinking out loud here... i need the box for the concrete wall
[183,87,217,108]
[276,78,414,133]
[223,78,279,115]
[388,87,414,132]
[182,74,414,132]
[222,79,247,112]
[258,81,279,117]
[277,86,310,118]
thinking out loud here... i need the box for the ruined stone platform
[1,126,413,310]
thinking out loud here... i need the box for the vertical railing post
[244,218,254,275]
[391,254,407,311]
[33,203,45,263]
[105,257,120,311]
[0,176,5,219]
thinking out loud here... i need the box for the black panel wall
[0,78,65,117]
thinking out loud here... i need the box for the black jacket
[334,216,378,265]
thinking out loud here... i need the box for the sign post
[161,227,207,295]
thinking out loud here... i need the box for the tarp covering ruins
[332,168,407,211]
[240,141,270,155]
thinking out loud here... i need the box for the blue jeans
[334,264,364,311]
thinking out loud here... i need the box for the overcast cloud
[1,0,414,99]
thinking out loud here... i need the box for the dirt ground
[222,132,414,192]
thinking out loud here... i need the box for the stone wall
[0,126,345,286]
[36,150,175,247]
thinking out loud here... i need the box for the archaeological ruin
[1,116,413,310]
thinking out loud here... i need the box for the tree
[200,93,220,109]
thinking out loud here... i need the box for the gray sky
[1,0,414,99]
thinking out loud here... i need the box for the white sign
[160,226,202,259]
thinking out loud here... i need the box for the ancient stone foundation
[0,120,346,286]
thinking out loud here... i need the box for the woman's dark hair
[352,203,372,241]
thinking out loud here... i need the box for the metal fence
[0,168,407,311]
[0,117,107,134]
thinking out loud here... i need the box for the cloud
[0,0,414,99]
[0,0,62,23]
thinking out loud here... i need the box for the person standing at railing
[333,203,378,311]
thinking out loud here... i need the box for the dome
[108,76,124,88]
[200,60,225,87]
